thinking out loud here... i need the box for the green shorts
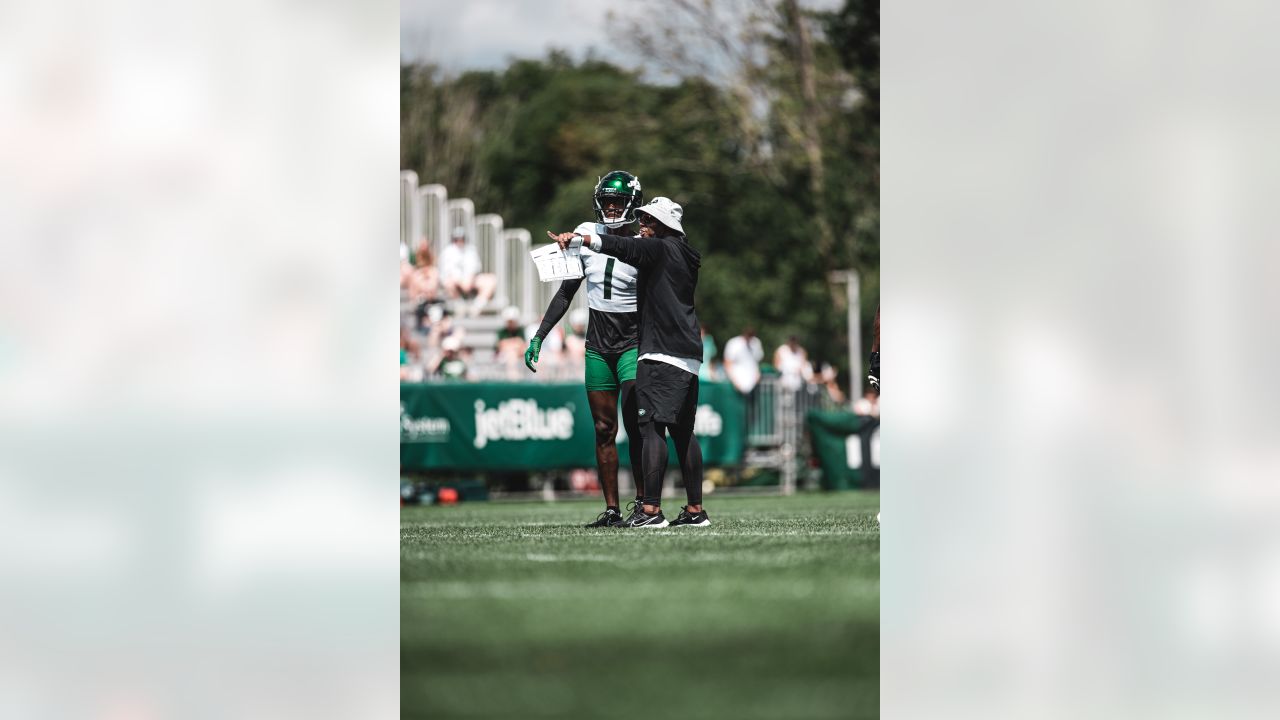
[584,347,638,392]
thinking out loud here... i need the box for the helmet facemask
[594,194,639,228]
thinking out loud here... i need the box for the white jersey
[574,222,638,314]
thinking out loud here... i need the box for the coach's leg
[640,420,670,514]
[619,378,643,506]
[671,419,704,512]
[671,374,704,511]
[587,389,621,510]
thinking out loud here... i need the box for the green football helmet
[593,170,643,228]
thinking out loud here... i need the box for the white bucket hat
[635,196,683,235]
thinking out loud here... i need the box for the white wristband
[589,236,602,252]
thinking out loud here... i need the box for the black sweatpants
[636,360,703,507]
[619,379,643,495]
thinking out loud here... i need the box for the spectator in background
[405,240,440,304]
[400,324,423,382]
[432,335,469,380]
[495,306,527,379]
[426,306,463,348]
[439,226,497,316]
[819,362,846,405]
[774,335,814,391]
[416,305,461,374]
[400,242,413,288]
[724,326,764,435]
[853,390,879,417]
[414,302,441,334]
[723,326,763,395]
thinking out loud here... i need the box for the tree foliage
[401,0,877,379]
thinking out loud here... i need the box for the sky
[400,0,845,73]
[400,0,614,71]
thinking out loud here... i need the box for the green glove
[524,336,543,373]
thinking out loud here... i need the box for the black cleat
[623,508,669,528]
[669,506,711,527]
[584,508,625,528]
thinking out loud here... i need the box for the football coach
[550,197,710,529]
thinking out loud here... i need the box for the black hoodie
[593,232,702,361]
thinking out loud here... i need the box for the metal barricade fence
[400,171,421,252]
[502,229,534,321]
[745,377,843,493]
[475,214,505,306]
[420,184,448,256]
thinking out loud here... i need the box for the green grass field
[402,492,879,719]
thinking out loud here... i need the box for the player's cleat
[625,498,643,517]
[669,506,710,527]
[623,508,668,528]
[584,508,625,528]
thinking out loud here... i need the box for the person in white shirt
[438,227,497,314]
[774,335,814,391]
[723,327,763,395]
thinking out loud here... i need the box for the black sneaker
[584,508,625,528]
[623,508,668,528]
[625,498,643,517]
[621,505,645,525]
[669,506,711,527]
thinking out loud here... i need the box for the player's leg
[583,350,624,528]
[616,348,643,511]
[588,388,621,508]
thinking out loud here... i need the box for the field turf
[402,492,879,719]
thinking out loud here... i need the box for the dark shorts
[636,359,699,426]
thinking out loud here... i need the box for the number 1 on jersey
[603,258,615,300]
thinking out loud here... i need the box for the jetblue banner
[401,381,746,471]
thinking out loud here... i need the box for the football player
[525,171,645,528]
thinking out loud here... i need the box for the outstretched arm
[549,230,660,269]
[595,234,661,269]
